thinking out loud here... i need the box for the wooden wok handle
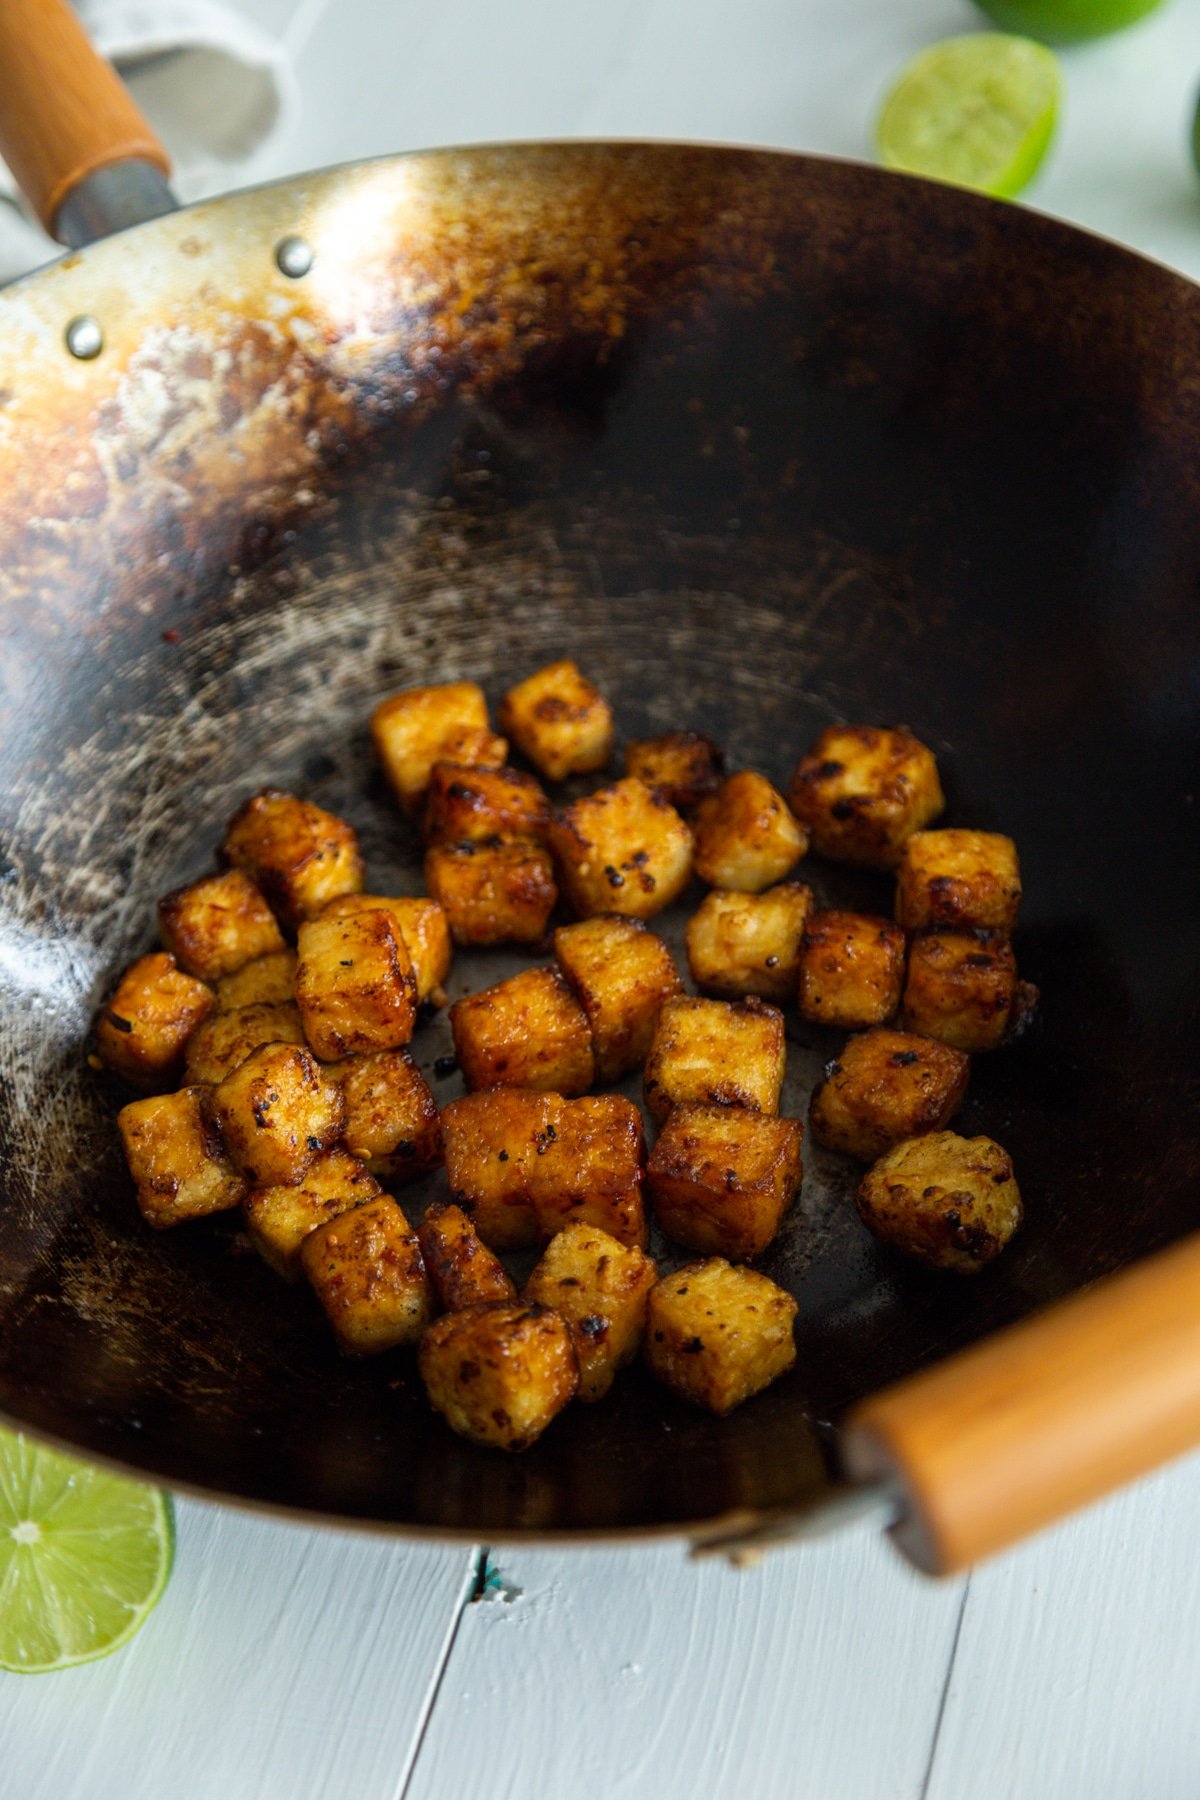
[0,0,170,237]
[842,1232,1200,1574]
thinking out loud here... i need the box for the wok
[1,0,1198,1576]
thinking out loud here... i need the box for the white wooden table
[6,2,1200,1793]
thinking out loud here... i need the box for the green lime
[0,1427,173,1673]
[968,0,1164,45]
[876,34,1062,199]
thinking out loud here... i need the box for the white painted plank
[0,1498,476,1800]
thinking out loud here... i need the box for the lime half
[876,35,1061,199]
[968,0,1163,44]
[0,1427,173,1673]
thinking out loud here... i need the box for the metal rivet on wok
[275,235,315,279]
[64,315,103,360]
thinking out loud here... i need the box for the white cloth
[0,1,294,283]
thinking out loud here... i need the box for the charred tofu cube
[97,952,216,1087]
[498,660,613,782]
[553,915,683,1081]
[322,895,452,1005]
[895,829,1022,932]
[809,1028,969,1162]
[450,967,595,1095]
[623,731,724,812]
[643,995,785,1125]
[371,681,506,812]
[223,788,364,931]
[524,1223,658,1401]
[419,1301,578,1450]
[693,772,808,892]
[300,1195,434,1354]
[901,929,1017,1053]
[216,949,297,1011]
[118,1087,247,1228]
[548,778,694,920]
[157,869,286,982]
[858,1131,1022,1273]
[685,882,813,1001]
[213,1041,346,1186]
[788,726,944,869]
[646,1105,803,1260]
[423,762,551,845]
[244,1148,380,1279]
[796,909,906,1029]
[416,1201,517,1309]
[424,839,556,947]
[645,1259,797,1415]
[326,1049,443,1183]
[295,911,417,1059]
[184,1000,306,1086]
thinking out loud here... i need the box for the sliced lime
[968,0,1163,44]
[876,34,1062,200]
[0,1426,173,1673]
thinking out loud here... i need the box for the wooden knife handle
[0,0,169,236]
[842,1233,1200,1574]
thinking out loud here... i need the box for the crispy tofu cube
[223,788,364,931]
[796,909,906,1029]
[524,1223,657,1401]
[548,778,694,920]
[117,1087,247,1228]
[553,915,683,1081]
[424,839,556,947]
[212,1042,346,1186]
[498,660,613,782]
[423,762,551,845]
[685,883,813,1000]
[97,952,216,1087]
[643,995,785,1125]
[416,1201,517,1309]
[693,772,807,892]
[895,828,1022,932]
[157,869,287,982]
[243,1148,381,1278]
[419,1300,578,1450]
[371,682,507,812]
[322,895,452,1005]
[624,730,725,812]
[646,1104,803,1260]
[300,1195,434,1354]
[645,1259,796,1415]
[450,967,595,1095]
[788,726,944,869]
[295,910,418,1060]
[184,1000,306,1085]
[901,929,1017,1053]
[858,1131,1022,1273]
[809,1027,969,1162]
[326,1049,443,1183]
[216,950,298,1011]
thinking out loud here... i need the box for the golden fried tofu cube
[300,1195,434,1354]
[643,995,785,1125]
[548,778,694,920]
[295,910,418,1059]
[524,1223,657,1401]
[451,967,595,1095]
[223,788,364,931]
[788,725,944,869]
[624,731,724,812]
[419,1300,578,1450]
[901,929,1017,1053]
[216,949,298,1011]
[184,1000,306,1085]
[647,1105,802,1260]
[895,828,1022,932]
[858,1131,1022,1273]
[244,1148,381,1279]
[157,869,286,982]
[497,659,613,782]
[371,682,507,812]
[118,1087,247,1228]
[322,895,452,1005]
[809,1027,969,1162]
[424,839,556,946]
[212,1042,346,1187]
[97,952,216,1087]
[693,772,807,892]
[423,762,551,845]
[553,915,683,1081]
[326,1049,443,1183]
[685,882,813,1000]
[796,909,906,1029]
[645,1260,796,1415]
[416,1201,517,1310]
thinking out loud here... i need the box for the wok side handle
[841,1232,1200,1575]
[0,0,173,242]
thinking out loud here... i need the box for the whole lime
[969,0,1165,44]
